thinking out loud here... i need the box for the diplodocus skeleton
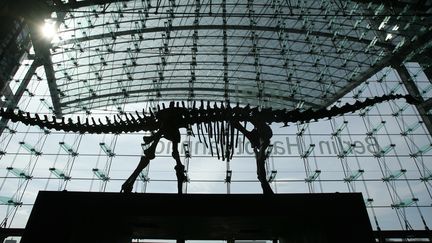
[0,94,417,194]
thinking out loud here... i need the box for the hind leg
[165,128,187,194]
[172,141,187,194]
[255,141,274,195]
[121,134,161,193]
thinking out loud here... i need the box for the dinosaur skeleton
[0,94,418,194]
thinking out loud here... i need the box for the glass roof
[43,0,432,115]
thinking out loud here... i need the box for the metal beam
[57,24,393,49]
[0,61,39,136]
[348,0,431,11]
[422,65,432,83]
[0,85,14,107]
[322,28,432,107]
[1,62,38,107]
[42,56,63,118]
[420,97,432,111]
[60,86,320,113]
[28,16,64,118]
[52,0,431,13]
[395,65,423,99]
[395,65,432,136]
[53,0,131,11]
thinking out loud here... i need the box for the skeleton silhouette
[0,94,418,194]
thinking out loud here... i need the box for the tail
[0,108,157,134]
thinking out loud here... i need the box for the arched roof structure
[23,0,432,115]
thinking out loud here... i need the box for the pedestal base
[21,192,374,243]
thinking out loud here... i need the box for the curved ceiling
[35,0,432,114]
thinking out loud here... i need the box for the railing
[2,228,431,243]
[374,230,432,243]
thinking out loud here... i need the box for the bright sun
[41,20,57,39]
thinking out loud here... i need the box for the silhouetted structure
[0,0,431,242]
[0,94,416,194]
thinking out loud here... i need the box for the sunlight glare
[41,20,57,39]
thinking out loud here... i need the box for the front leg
[121,134,161,193]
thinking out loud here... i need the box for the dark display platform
[21,191,374,243]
